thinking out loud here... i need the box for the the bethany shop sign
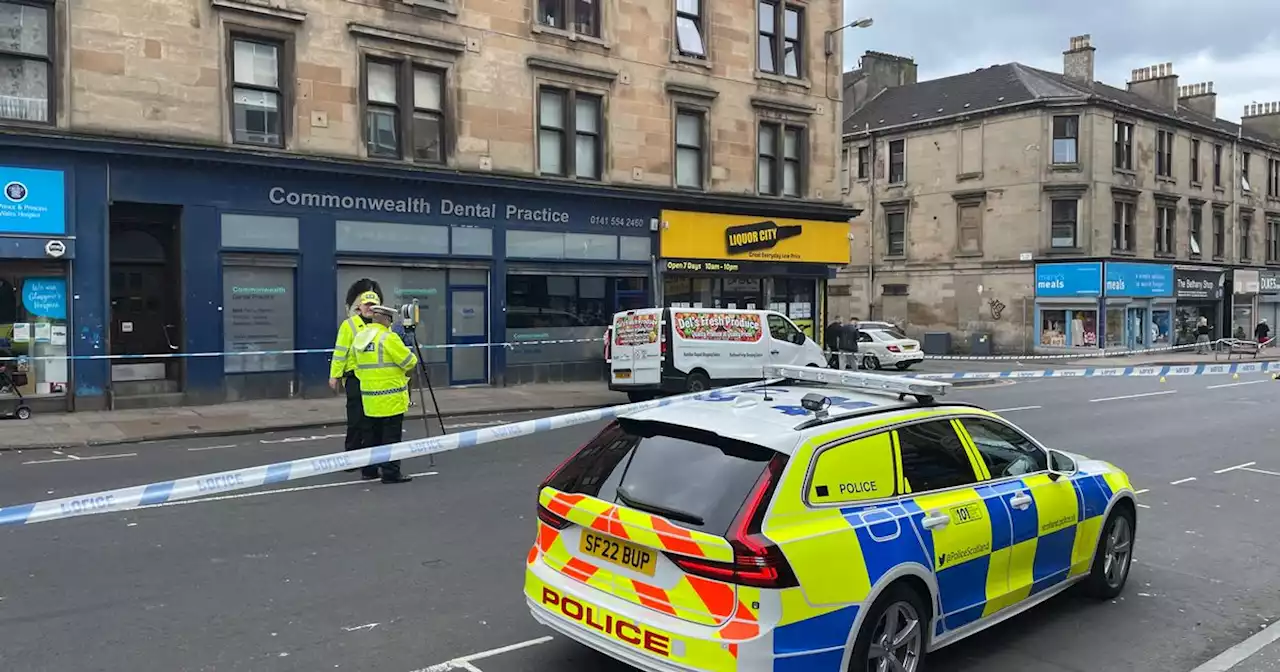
[266,187,649,229]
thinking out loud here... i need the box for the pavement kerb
[4,378,1002,452]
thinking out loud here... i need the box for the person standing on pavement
[823,316,844,368]
[331,280,383,470]
[351,304,416,484]
[1256,319,1271,346]
[1195,316,1212,354]
[840,318,862,370]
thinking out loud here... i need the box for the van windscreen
[544,419,779,535]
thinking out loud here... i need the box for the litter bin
[970,332,993,356]
[922,332,951,355]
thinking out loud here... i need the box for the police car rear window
[546,418,779,535]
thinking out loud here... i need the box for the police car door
[895,419,1008,635]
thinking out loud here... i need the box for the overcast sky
[840,0,1280,123]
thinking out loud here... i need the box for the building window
[1243,152,1252,191]
[1269,218,1280,263]
[1242,212,1253,260]
[886,211,906,257]
[674,108,704,189]
[757,1,803,78]
[1269,158,1280,197]
[1155,130,1174,178]
[1155,203,1175,255]
[1213,208,1226,258]
[956,201,982,255]
[363,60,446,163]
[1191,139,1201,184]
[537,0,600,38]
[0,0,51,124]
[840,147,849,192]
[1190,205,1203,257]
[757,121,804,197]
[1113,200,1135,252]
[1052,115,1078,164]
[1213,144,1223,187]
[1113,121,1134,170]
[675,0,705,58]
[231,37,284,147]
[857,145,869,179]
[537,87,602,180]
[1050,199,1078,248]
[888,139,905,183]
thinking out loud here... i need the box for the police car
[526,365,1136,672]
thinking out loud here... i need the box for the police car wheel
[1083,505,1135,600]
[850,583,928,672]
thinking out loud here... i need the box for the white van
[607,307,827,401]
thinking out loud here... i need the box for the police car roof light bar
[762,364,950,400]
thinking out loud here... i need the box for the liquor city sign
[266,186,650,229]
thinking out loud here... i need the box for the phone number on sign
[590,216,648,228]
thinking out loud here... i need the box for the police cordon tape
[904,360,1280,380]
[824,336,1274,361]
[0,379,773,527]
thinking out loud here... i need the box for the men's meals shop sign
[658,210,850,273]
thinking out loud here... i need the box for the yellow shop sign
[659,210,851,265]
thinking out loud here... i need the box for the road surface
[2,375,1279,672]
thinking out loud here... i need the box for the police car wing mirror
[1047,449,1077,481]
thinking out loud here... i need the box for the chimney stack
[1063,34,1095,84]
[1128,62,1179,109]
[1178,81,1217,118]
[844,51,918,116]
[1242,102,1280,141]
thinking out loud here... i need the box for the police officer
[352,304,417,484]
[331,287,381,468]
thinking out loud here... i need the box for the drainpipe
[866,123,876,319]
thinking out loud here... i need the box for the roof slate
[844,62,1280,149]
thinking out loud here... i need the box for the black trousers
[343,374,370,455]
[365,413,405,478]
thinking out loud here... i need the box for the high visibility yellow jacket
[352,322,418,418]
[329,314,369,379]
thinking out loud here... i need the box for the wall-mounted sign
[0,166,65,235]
[1105,262,1173,298]
[1259,270,1280,294]
[660,210,851,265]
[222,266,296,373]
[22,277,66,320]
[1173,268,1225,300]
[1034,262,1102,297]
[44,239,65,258]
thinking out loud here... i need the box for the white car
[857,327,925,370]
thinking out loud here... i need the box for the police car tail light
[535,427,610,529]
[537,503,571,530]
[668,454,799,590]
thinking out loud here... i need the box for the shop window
[363,58,447,163]
[1152,309,1172,346]
[767,278,815,336]
[0,269,67,396]
[537,87,603,180]
[1175,306,1217,346]
[335,266,448,363]
[1105,307,1123,348]
[222,265,296,374]
[0,0,52,124]
[1040,308,1096,347]
[452,227,493,256]
[666,276,768,311]
[507,275,641,365]
[230,36,286,147]
[221,214,299,250]
[337,220,449,256]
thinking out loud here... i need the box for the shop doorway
[1126,307,1144,349]
[109,203,183,396]
[448,285,488,385]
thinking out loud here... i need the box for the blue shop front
[1034,261,1175,350]
[0,144,668,410]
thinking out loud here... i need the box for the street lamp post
[824,17,874,56]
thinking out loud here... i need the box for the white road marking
[414,637,555,672]
[1134,488,1150,495]
[1089,390,1178,403]
[1169,477,1197,485]
[1206,379,1269,390]
[22,452,137,466]
[259,433,346,445]
[1215,462,1258,474]
[342,623,379,632]
[1243,466,1280,477]
[992,405,1042,413]
[1136,503,1151,509]
[138,471,439,509]
[1188,617,1280,672]
[187,444,240,452]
